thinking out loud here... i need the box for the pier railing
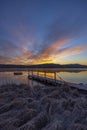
[28,70,66,86]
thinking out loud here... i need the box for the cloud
[0,54,9,61]
[0,40,87,64]
[52,45,87,59]
[40,39,70,58]
[17,48,34,64]
[5,23,42,55]
[34,1,87,57]
[32,43,87,64]
[0,54,13,64]
[42,0,87,50]
[0,0,87,64]
[0,39,20,57]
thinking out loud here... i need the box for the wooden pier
[28,75,60,86]
[28,70,87,91]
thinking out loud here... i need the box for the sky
[0,0,87,65]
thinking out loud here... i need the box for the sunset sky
[0,0,87,65]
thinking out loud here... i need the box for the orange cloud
[32,44,87,64]
[54,45,87,59]
[1,38,87,65]
[40,39,70,58]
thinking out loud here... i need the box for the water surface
[0,68,87,86]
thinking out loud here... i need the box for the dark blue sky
[0,0,87,64]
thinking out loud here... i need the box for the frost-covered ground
[0,83,87,130]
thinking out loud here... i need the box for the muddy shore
[0,83,87,130]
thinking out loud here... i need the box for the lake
[0,68,87,86]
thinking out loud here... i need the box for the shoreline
[0,83,87,130]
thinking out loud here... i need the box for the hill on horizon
[0,63,87,68]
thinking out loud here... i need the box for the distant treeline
[0,63,87,68]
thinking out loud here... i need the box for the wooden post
[44,71,46,78]
[32,71,33,76]
[28,70,29,76]
[37,71,39,76]
[54,72,56,83]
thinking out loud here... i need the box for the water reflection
[0,69,87,86]
[0,72,28,86]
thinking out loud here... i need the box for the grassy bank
[0,83,87,130]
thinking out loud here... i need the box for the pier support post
[28,70,29,76]
[44,71,46,78]
[32,71,33,76]
[37,71,39,77]
[54,72,56,83]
